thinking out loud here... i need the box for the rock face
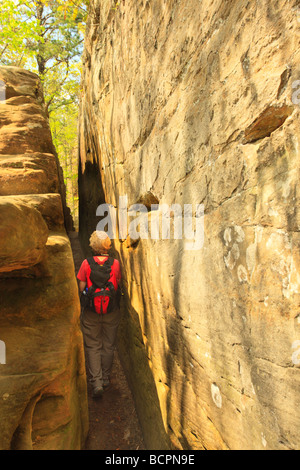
[79,0,300,450]
[0,66,89,450]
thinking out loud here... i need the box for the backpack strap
[105,257,114,268]
[86,257,98,268]
[86,256,114,268]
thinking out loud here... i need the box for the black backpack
[81,257,120,314]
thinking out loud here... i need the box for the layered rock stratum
[79,0,300,450]
[0,66,89,450]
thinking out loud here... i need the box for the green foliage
[51,98,79,227]
[112,1,120,10]
[0,0,89,228]
[0,0,42,65]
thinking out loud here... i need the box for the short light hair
[89,231,112,254]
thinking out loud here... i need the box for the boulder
[0,153,59,196]
[0,66,88,450]
[0,96,55,155]
[0,198,48,274]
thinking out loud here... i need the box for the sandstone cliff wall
[0,67,88,450]
[79,0,300,450]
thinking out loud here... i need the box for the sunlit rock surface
[0,66,88,450]
[79,0,300,450]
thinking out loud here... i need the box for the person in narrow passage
[77,231,122,398]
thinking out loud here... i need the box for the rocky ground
[68,231,145,451]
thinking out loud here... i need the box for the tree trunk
[35,1,46,76]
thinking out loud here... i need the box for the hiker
[77,231,122,398]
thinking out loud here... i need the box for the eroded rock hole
[243,104,294,144]
[136,191,159,211]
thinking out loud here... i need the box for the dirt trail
[68,232,145,451]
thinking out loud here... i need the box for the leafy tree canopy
[0,0,89,113]
[0,0,89,227]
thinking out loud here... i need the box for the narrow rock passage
[68,232,145,451]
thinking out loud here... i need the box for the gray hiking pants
[80,306,121,389]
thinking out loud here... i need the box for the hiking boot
[92,386,104,398]
[103,378,111,390]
